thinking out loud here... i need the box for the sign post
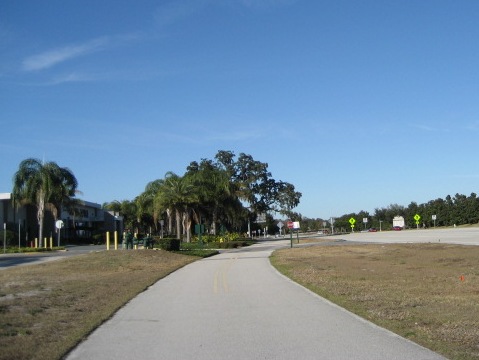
[195,223,205,246]
[414,214,421,229]
[287,221,294,248]
[349,217,356,232]
[55,220,64,247]
[293,222,300,243]
[432,215,437,228]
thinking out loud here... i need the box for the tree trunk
[184,211,192,243]
[37,199,45,248]
[167,209,173,236]
[175,209,181,240]
[212,208,218,236]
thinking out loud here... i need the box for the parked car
[392,226,402,231]
[368,228,377,232]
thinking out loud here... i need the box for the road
[0,245,106,270]
[327,227,479,246]
[66,239,445,360]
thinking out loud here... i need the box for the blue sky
[1,0,478,219]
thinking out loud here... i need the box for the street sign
[277,221,284,229]
[414,214,421,228]
[55,220,64,229]
[194,224,205,234]
[293,221,300,230]
[349,217,356,229]
[287,221,294,229]
[255,213,266,223]
[363,218,368,223]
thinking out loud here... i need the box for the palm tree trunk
[184,211,192,243]
[167,209,173,236]
[37,193,45,247]
[212,207,219,235]
[175,209,181,240]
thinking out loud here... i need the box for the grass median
[0,250,198,360]
[271,242,479,360]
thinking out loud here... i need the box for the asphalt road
[327,227,479,246]
[66,240,445,360]
[0,245,106,270]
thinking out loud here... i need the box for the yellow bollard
[44,238,47,249]
[106,232,110,251]
[114,231,118,250]
[35,238,38,248]
[50,236,53,249]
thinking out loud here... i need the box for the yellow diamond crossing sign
[349,217,356,225]
[414,214,421,221]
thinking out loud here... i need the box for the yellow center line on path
[213,257,237,294]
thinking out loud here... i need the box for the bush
[177,249,219,258]
[218,239,255,249]
[158,238,181,251]
[192,232,244,244]
[4,247,65,254]
[91,233,104,245]
[0,230,15,247]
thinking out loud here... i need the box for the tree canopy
[104,150,302,240]
[12,158,78,246]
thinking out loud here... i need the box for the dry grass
[0,250,196,360]
[271,243,479,360]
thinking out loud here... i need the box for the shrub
[158,238,181,251]
[192,232,243,244]
[0,230,15,247]
[92,233,104,245]
[177,249,219,258]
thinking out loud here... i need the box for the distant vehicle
[368,228,377,232]
[392,226,402,231]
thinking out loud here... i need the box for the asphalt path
[66,239,446,360]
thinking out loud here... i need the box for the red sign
[287,221,294,229]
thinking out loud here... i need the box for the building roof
[0,193,11,200]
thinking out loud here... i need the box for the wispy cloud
[22,37,109,72]
[45,72,99,85]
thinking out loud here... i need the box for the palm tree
[139,179,165,233]
[48,166,81,221]
[155,172,198,242]
[12,158,78,247]
[187,163,235,235]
